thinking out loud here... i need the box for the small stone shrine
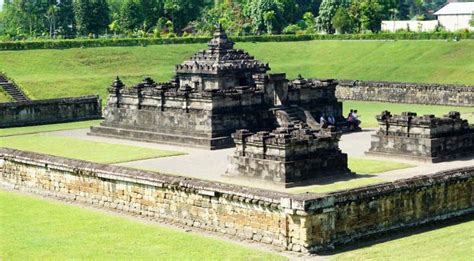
[366,111,474,162]
[225,125,352,187]
[90,26,343,149]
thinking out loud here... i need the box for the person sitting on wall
[320,114,328,128]
[328,114,336,126]
[347,109,354,128]
[352,110,361,128]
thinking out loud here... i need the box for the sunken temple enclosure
[1,148,473,253]
[90,27,343,149]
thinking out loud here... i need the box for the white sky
[0,0,3,11]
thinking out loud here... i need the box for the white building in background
[382,2,474,32]
[434,2,474,31]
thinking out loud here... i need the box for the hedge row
[0,32,472,51]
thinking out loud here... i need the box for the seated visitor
[347,109,354,127]
[352,110,361,128]
[328,115,336,126]
[320,114,328,128]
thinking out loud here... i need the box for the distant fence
[0,31,473,51]
[335,80,474,107]
[0,95,102,128]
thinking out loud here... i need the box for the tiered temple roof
[175,25,269,76]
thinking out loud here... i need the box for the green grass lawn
[331,220,474,260]
[0,119,102,137]
[344,101,474,128]
[0,90,11,103]
[349,157,415,174]
[291,157,415,194]
[0,190,284,260]
[0,40,472,101]
[0,134,182,164]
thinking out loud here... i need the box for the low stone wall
[335,80,474,107]
[0,148,472,253]
[0,96,102,128]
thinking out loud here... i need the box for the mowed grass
[344,101,474,128]
[292,158,415,194]
[0,119,102,137]
[0,134,182,163]
[0,40,473,101]
[348,157,415,174]
[0,91,11,102]
[0,190,284,260]
[331,220,474,260]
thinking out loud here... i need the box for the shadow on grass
[317,213,474,256]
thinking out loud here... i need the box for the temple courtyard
[2,119,473,193]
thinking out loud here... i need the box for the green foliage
[332,8,352,34]
[282,24,302,34]
[119,0,144,32]
[470,12,474,27]
[0,190,285,260]
[349,0,384,33]
[316,0,346,33]
[74,0,111,36]
[0,31,473,51]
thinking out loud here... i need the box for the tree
[315,0,347,33]
[470,12,474,27]
[119,0,144,32]
[263,10,276,34]
[349,0,383,33]
[331,7,352,34]
[45,5,59,38]
[303,12,316,33]
[74,0,110,36]
[57,0,76,37]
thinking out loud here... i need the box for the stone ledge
[1,147,473,212]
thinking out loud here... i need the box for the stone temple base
[89,126,234,150]
[224,155,354,188]
[365,150,474,163]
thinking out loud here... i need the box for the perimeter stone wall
[0,96,102,128]
[0,148,472,253]
[335,80,474,106]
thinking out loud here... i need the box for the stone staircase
[0,74,30,102]
[272,105,320,130]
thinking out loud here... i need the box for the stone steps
[0,74,30,102]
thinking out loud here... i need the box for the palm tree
[46,5,59,38]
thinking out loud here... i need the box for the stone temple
[367,111,474,163]
[90,26,344,150]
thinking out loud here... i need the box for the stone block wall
[367,111,474,162]
[226,128,351,186]
[0,96,102,128]
[1,148,472,253]
[335,80,474,107]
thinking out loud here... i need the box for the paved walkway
[50,128,474,192]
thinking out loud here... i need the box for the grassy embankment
[1,40,472,124]
[0,190,284,260]
[0,40,473,101]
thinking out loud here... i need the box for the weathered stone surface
[225,126,352,186]
[0,148,472,253]
[335,80,474,107]
[90,28,342,149]
[367,111,474,162]
[0,95,102,128]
